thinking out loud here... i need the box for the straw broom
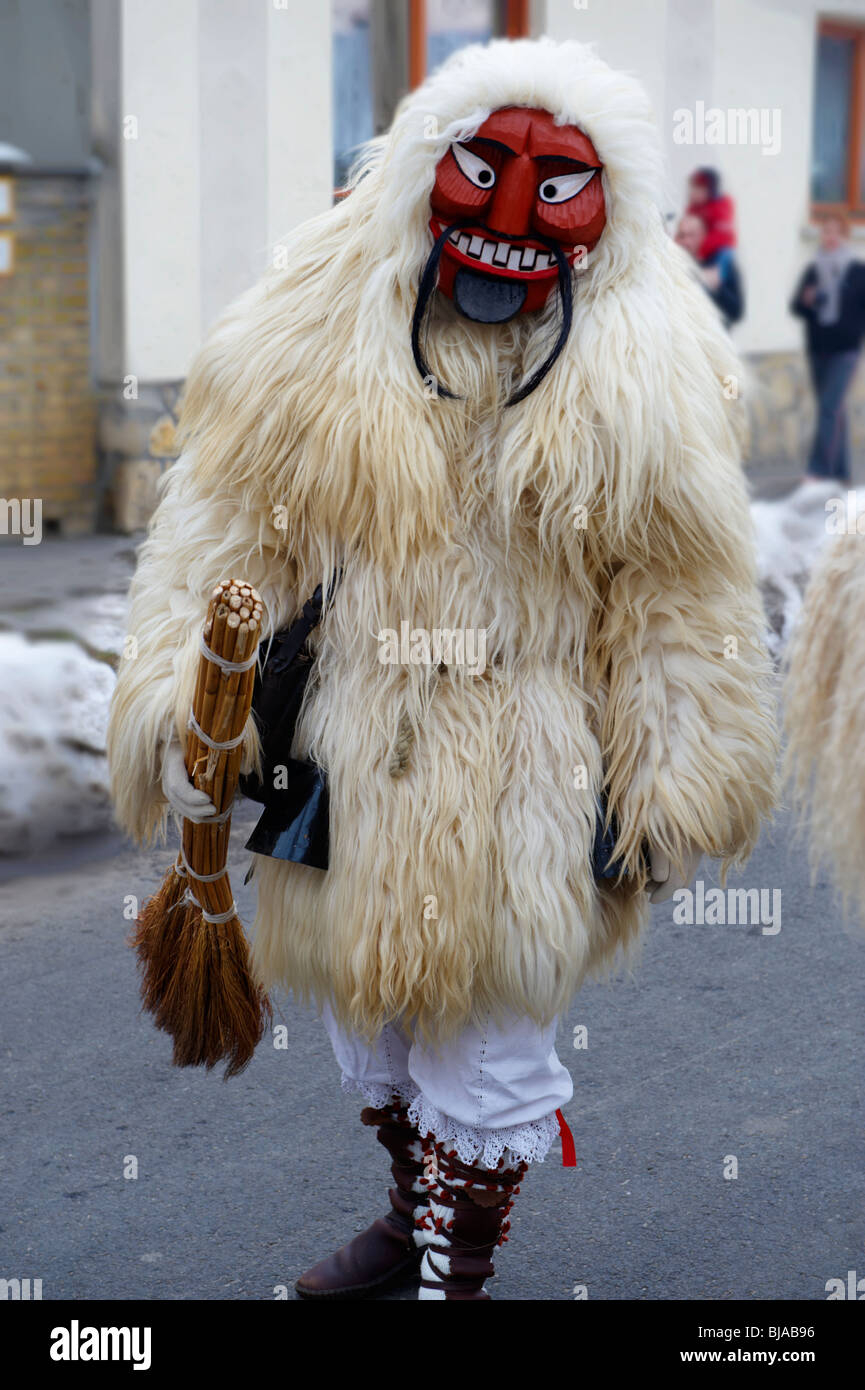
[132,579,271,1078]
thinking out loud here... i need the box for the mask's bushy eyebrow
[534,154,597,172]
[463,136,515,157]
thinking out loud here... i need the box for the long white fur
[785,531,865,922]
[107,39,777,1043]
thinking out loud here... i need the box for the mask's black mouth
[410,221,574,407]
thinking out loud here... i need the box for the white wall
[267,0,333,256]
[545,0,669,140]
[199,0,269,338]
[121,0,202,380]
[118,0,333,383]
[710,0,816,354]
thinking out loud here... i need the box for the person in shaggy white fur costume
[108,39,777,1300]
[786,528,865,924]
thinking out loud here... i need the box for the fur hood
[179,38,744,585]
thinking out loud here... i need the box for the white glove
[161,739,217,823]
[647,844,702,904]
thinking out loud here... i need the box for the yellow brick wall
[0,174,97,532]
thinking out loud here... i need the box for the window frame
[408,0,531,88]
[333,0,532,197]
[812,18,865,219]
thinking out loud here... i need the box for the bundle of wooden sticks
[133,578,271,1078]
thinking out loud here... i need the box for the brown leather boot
[295,1099,428,1298]
[414,1141,527,1300]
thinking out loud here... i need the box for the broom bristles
[131,865,187,998]
[133,873,271,1078]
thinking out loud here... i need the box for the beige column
[267,0,334,261]
[120,0,201,381]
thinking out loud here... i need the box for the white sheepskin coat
[107,39,777,1043]
[785,529,865,924]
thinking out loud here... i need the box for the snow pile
[0,633,118,858]
[0,590,128,860]
[750,481,865,655]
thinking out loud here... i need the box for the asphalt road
[1,799,862,1302]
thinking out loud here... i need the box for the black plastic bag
[240,581,337,870]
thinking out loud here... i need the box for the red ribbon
[556,1108,577,1167]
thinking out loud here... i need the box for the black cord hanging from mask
[411,224,575,407]
[411,219,465,401]
[505,240,573,407]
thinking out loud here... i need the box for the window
[333,1,374,189]
[333,0,531,188]
[811,21,865,216]
[425,0,513,79]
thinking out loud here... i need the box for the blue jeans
[808,350,860,481]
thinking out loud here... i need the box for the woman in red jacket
[687,166,737,260]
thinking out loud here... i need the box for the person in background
[791,214,865,484]
[676,211,744,327]
[686,166,737,259]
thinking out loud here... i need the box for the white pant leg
[407,1014,573,1168]
[320,999,416,1108]
[322,1002,573,1167]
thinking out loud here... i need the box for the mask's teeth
[447,232,556,272]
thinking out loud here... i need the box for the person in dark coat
[676,212,744,327]
[791,214,865,483]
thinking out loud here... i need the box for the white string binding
[199,632,259,672]
[183,888,237,924]
[171,804,233,827]
[187,710,245,751]
[201,902,238,924]
[179,846,228,882]
[172,620,254,918]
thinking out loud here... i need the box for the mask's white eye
[451,143,496,190]
[538,168,597,204]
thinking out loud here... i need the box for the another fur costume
[785,529,865,921]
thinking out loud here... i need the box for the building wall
[91,0,334,529]
[0,174,97,532]
[109,0,333,386]
[0,0,97,532]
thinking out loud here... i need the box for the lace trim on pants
[339,1072,561,1167]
